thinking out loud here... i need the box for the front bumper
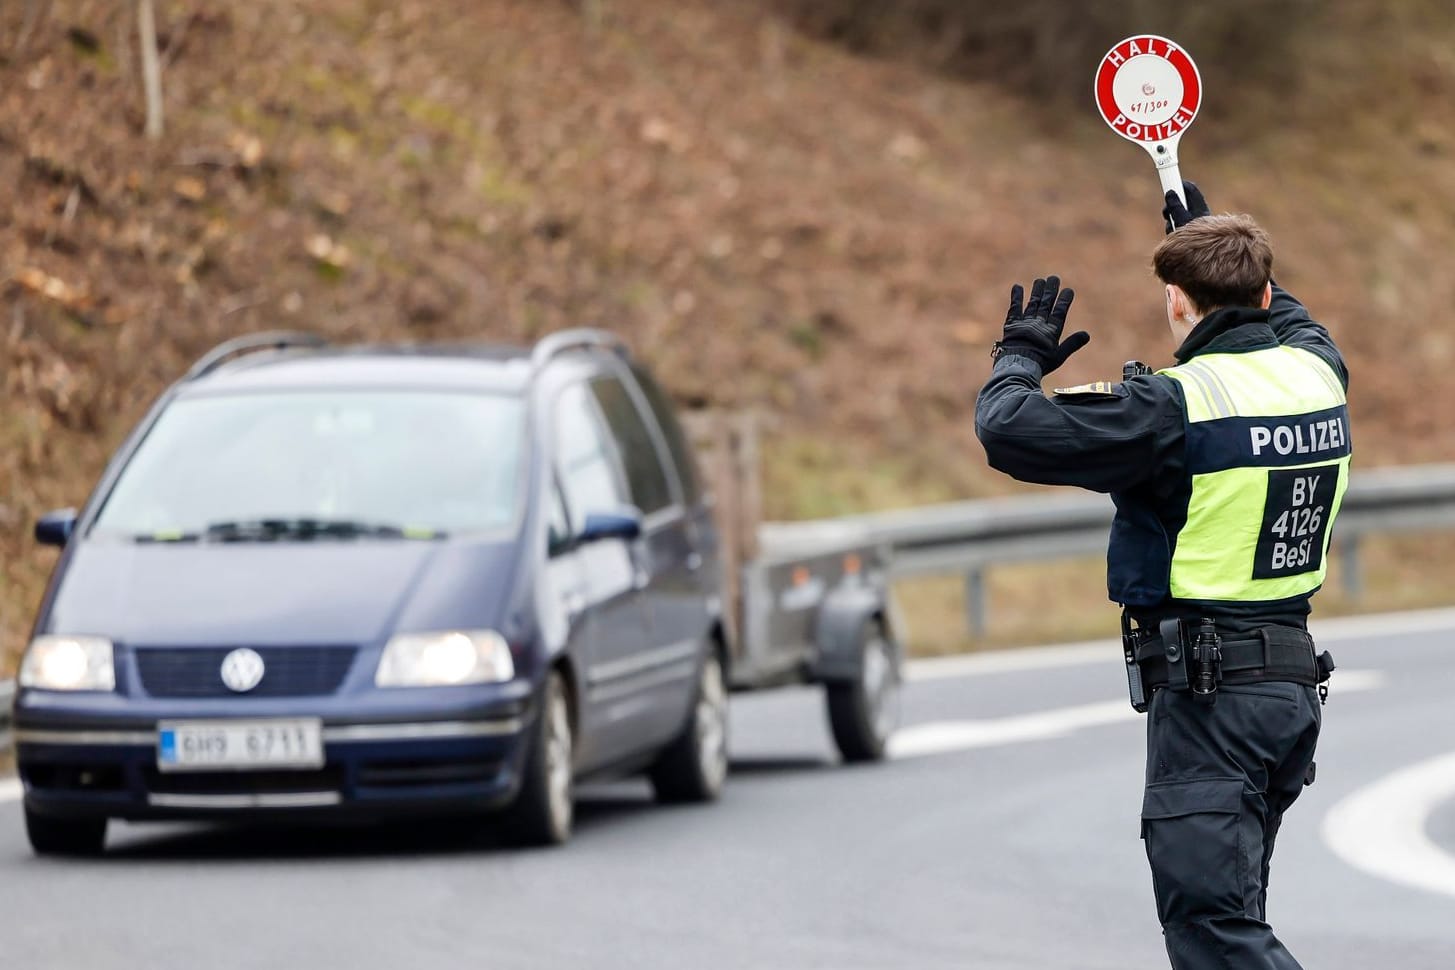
[14,687,536,821]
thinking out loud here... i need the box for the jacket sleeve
[974,354,1182,494]
[1268,283,1349,389]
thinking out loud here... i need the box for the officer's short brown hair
[1152,214,1273,313]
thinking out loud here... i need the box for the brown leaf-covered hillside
[3,0,1454,668]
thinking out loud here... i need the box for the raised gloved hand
[1162,180,1210,233]
[995,275,1090,375]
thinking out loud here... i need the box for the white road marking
[907,640,1109,682]
[1322,751,1455,899]
[1317,668,1388,694]
[905,606,1455,682]
[892,670,1386,760]
[890,700,1135,759]
[1307,605,1455,643]
[0,606,1417,790]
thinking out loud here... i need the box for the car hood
[42,538,523,646]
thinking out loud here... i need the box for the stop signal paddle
[1094,35,1202,205]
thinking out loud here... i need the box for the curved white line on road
[1322,750,1455,899]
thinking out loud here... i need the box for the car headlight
[20,635,116,692]
[375,630,515,687]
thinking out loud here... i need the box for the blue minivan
[14,330,731,852]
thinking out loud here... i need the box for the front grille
[134,646,358,698]
[143,766,345,796]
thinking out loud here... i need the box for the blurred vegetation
[2,0,1454,672]
[787,0,1315,105]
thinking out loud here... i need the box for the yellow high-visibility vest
[1158,346,1351,602]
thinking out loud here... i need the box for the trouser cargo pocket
[1141,777,1258,925]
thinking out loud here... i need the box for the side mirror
[578,507,644,545]
[35,508,79,547]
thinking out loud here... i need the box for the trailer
[686,414,901,762]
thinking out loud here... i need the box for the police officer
[974,182,1347,970]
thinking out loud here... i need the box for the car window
[630,365,701,505]
[546,479,571,554]
[554,383,626,534]
[590,376,673,514]
[92,391,526,537]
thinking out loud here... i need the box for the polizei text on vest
[1249,415,1348,458]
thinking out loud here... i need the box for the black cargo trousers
[1141,681,1322,970]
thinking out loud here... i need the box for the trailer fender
[811,584,897,684]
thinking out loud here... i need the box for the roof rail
[185,331,329,380]
[530,328,628,372]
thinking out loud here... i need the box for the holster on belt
[1120,612,1149,713]
[1120,611,1336,712]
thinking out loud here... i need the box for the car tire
[25,808,107,857]
[826,622,900,763]
[649,650,728,804]
[503,670,574,847]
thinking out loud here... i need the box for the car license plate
[157,719,324,772]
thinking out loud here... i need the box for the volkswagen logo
[220,648,266,693]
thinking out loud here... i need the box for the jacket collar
[1173,306,1278,363]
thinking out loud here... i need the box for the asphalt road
[1,609,1452,969]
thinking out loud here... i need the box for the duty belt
[1119,614,1336,713]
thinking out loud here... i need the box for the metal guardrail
[0,679,13,743]
[762,463,1455,636]
[4,466,1451,706]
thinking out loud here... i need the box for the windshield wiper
[132,531,201,544]
[202,518,425,541]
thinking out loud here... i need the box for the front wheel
[503,670,574,847]
[826,623,900,763]
[25,808,107,857]
[649,652,729,804]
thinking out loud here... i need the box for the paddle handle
[1150,139,1184,204]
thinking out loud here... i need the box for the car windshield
[92,390,527,540]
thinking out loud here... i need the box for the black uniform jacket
[975,285,1349,632]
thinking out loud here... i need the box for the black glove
[995,275,1090,375]
[1162,180,1210,233]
